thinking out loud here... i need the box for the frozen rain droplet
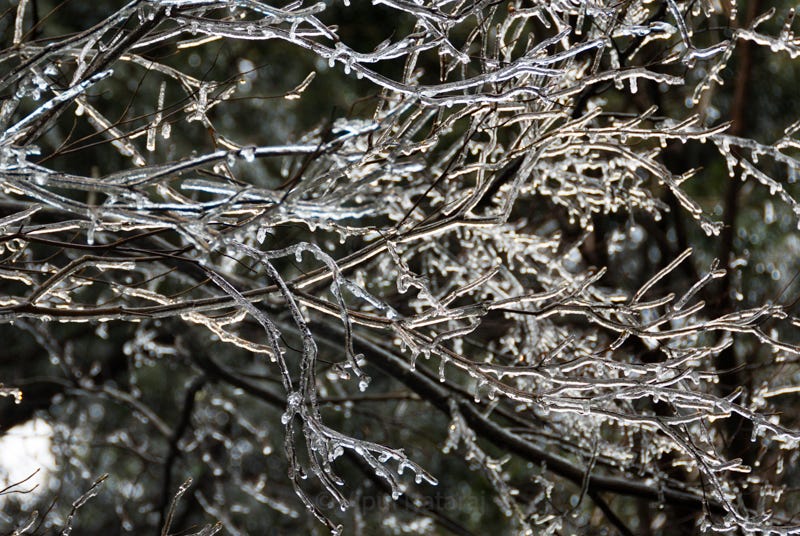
[240,146,256,162]
[146,125,157,152]
[358,376,371,392]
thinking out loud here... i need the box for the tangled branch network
[2,0,800,533]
